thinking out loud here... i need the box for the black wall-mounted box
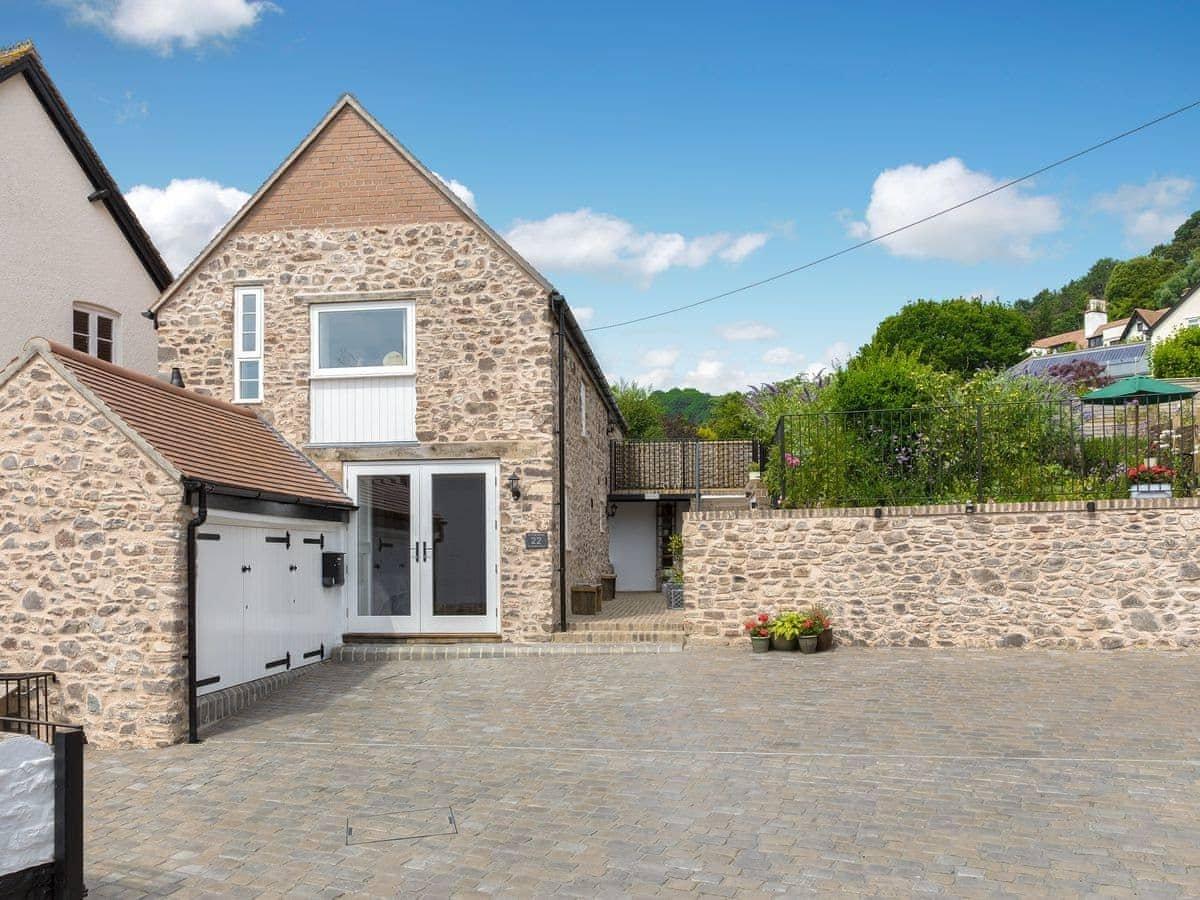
[321,551,345,587]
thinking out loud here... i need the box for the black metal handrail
[610,439,762,493]
[0,716,86,746]
[1,671,57,724]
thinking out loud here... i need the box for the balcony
[609,439,762,496]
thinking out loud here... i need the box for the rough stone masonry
[683,500,1200,649]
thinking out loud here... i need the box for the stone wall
[0,358,188,746]
[684,501,1200,649]
[561,345,616,607]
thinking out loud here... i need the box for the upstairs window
[310,301,415,377]
[72,306,116,363]
[234,287,263,403]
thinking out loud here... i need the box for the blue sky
[10,1,1200,392]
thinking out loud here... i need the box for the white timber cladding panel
[310,375,416,444]
[0,735,54,876]
[196,517,345,695]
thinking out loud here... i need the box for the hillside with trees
[1016,211,1200,338]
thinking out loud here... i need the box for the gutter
[184,480,207,744]
[553,294,569,632]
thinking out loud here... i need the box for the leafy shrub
[1152,326,1200,378]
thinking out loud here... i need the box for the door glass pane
[317,307,408,370]
[357,475,412,617]
[430,473,486,617]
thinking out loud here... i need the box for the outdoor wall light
[1086,500,1097,514]
[507,472,521,501]
[965,501,977,514]
[606,501,618,518]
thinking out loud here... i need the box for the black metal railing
[610,440,762,493]
[0,716,83,745]
[1,671,56,724]
[773,396,1197,508]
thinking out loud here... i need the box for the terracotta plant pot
[797,635,819,654]
[750,635,771,653]
[817,629,833,652]
[770,635,798,652]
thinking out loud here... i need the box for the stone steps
[566,619,686,633]
[331,641,684,661]
[551,629,686,645]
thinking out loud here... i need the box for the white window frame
[309,300,416,379]
[72,303,119,363]
[233,286,264,403]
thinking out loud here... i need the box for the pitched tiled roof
[47,342,352,509]
[1135,307,1169,327]
[1031,329,1084,350]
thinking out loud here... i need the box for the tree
[1104,255,1177,320]
[1152,249,1200,308]
[662,413,697,441]
[1151,210,1200,265]
[611,380,666,439]
[1151,327,1200,378]
[868,297,1032,375]
[651,387,715,424]
[827,346,956,413]
[707,392,757,440]
[1014,258,1119,339]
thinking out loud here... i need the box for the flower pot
[1130,483,1172,500]
[664,583,685,610]
[770,635,797,652]
[816,628,833,652]
[750,635,771,653]
[797,635,819,654]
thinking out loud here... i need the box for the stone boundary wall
[683,499,1200,649]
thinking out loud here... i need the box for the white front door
[346,461,499,635]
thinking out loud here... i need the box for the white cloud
[571,306,594,325]
[114,90,148,124]
[432,172,476,211]
[634,367,675,389]
[640,347,680,368]
[125,178,249,274]
[504,209,769,286]
[762,346,803,366]
[718,232,770,263]
[56,0,278,53]
[1095,177,1195,248]
[718,321,778,342]
[847,157,1062,263]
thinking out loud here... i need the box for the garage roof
[45,341,353,510]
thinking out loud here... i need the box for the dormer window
[72,305,117,363]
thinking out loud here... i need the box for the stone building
[149,94,623,645]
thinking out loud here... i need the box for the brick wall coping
[688,496,1200,521]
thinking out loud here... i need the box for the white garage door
[195,517,344,696]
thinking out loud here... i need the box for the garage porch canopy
[1,338,354,512]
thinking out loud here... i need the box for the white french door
[346,461,499,634]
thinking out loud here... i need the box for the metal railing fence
[772,397,1197,508]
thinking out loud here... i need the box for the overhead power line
[586,96,1200,333]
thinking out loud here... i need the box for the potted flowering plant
[796,609,828,654]
[768,610,803,651]
[743,613,771,653]
[807,605,834,651]
[1127,463,1175,499]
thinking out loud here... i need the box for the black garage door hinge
[265,652,291,671]
[265,531,291,548]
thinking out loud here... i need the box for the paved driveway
[85,649,1200,897]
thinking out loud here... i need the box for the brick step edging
[197,661,329,731]
[332,642,684,662]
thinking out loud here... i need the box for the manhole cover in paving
[345,806,457,846]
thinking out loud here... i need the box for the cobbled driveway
[85,649,1200,897]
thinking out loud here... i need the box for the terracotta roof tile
[1032,329,1084,350]
[48,342,352,509]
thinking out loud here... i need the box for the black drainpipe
[553,292,568,632]
[185,481,207,743]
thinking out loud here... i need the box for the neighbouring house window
[72,306,117,363]
[234,286,264,402]
[310,301,415,377]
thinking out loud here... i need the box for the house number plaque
[524,532,549,549]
